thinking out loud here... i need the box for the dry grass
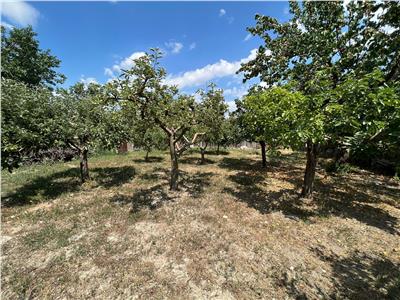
[2,149,400,299]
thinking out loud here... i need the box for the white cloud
[104,68,114,77]
[296,20,307,33]
[189,42,196,50]
[165,41,183,54]
[1,21,14,29]
[244,33,252,42]
[381,25,396,34]
[226,101,237,112]
[80,76,98,86]
[224,86,248,99]
[1,1,39,26]
[371,6,385,23]
[105,51,146,77]
[369,6,397,34]
[219,9,226,17]
[283,6,290,15]
[165,48,258,89]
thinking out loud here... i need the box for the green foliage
[1,79,62,171]
[131,119,167,153]
[239,87,308,148]
[56,82,131,152]
[111,48,200,136]
[196,83,228,146]
[326,70,400,156]
[1,25,65,88]
[240,2,399,168]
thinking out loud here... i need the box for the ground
[2,149,400,299]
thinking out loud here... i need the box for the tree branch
[67,139,81,152]
[176,132,205,156]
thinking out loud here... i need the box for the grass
[2,148,400,299]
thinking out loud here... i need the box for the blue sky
[1,1,291,108]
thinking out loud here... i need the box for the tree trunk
[301,140,319,198]
[80,148,90,183]
[259,141,267,168]
[200,141,207,164]
[145,149,150,161]
[200,149,205,164]
[217,144,220,155]
[169,136,179,190]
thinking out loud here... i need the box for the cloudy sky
[1,1,291,109]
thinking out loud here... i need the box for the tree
[196,84,228,163]
[1,26,65,88]
[111,49,203,190]
[239,87,305,168]
[239,1,399,197]
[57,82,130,182]
[325,70,400,170]
[131,118,166,161]
[1,79,62,171]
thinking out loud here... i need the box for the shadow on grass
[221,155,400,234]
[132,156,164,163]
[218,157,265,172]
[2,166,136,207]
[138,167,169,182]
[180,156,215,165]
[110,184,174,212]
[312,248,400,299]
[110,170,214,212]
[180,171,214,198]
[207,150,230,156]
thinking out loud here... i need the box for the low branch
[67,140,81,152]
[176,132,205,156]
[174,127,189,144]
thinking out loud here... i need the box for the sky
[1,1,292,109]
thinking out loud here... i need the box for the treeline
[2,1,399,199]
[1,27,236,190]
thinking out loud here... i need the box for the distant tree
[197,83,228,163]
[132,120,166,161]
[239,1,399,197]
[57,82,130,182]
[1,79,61,171]
[111,49,204,190]
[1,25,65,88]
[240,87,305,168]
[222,103,249,148]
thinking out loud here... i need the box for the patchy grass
[2,149,400,299]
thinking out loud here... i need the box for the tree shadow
[311,248,400,299]
[221,155,399,234]
[110,170,214,213]
[218,157,265,172]
[2,166,136,207]
[312,187,399,235]
[132,156,164,163]
[139,167,169,182]
[180,156,215,165]
[180,171,214,198]
[207,150,230,156]
[92,166,136,188]
[110,184,175,212]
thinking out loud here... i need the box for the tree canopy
[1,25,65,88]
